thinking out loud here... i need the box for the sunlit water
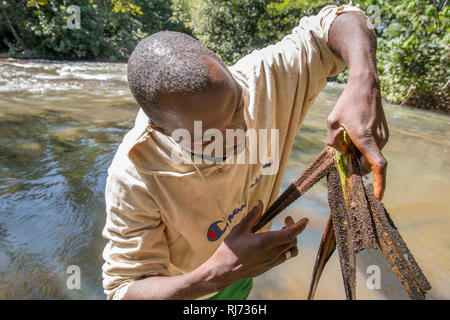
[0,59,448,300]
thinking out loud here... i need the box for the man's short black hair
[127,31,223,117]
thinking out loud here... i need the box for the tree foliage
[171,0,268,63]
[0,0,184,60]
[0,0,448,109]
[372,0,449,109]
[171,0,334,64]
[172,0,449,110]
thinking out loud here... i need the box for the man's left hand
[327,72,389,200]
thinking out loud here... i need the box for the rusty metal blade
[249,140,431,300]
[252,147,333,233]
[325,145,378,300]
[362,177,432,299]
[307,214,336,300]
[334,147,378,253]
[327,166,357,300]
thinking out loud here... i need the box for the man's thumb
[327,126,349,155]
[240,200,263,231]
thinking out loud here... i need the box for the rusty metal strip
[327,166,357,300]
[252,147,334,233]
[307,214,336,300]
[362,177,431,300]
[334,147,378,253]
[247,140,431,300]
[323,146,379,300]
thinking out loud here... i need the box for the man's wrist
[192,258,230,294]
[348,67,380,89]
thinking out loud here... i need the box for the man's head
[127,31,245,143]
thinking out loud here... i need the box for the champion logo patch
[206,161,272,242]
[207,220,228,241]
[206,203,246,241]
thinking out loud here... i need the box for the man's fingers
[262,217,309,246]
[276,238,298,253]
[327,126,349,155]
[272,245,299,267]
[286,245,299,259]
[329,124,388,200]
[283,216,295,228]
[359,154,372,174]
[239,200,263,232]
[355,138,387,200]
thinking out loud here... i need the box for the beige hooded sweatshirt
[102,4,364,300]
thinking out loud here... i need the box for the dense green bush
[171,0,333,64]
[172,0,449,110]
[171,0,268,64]
[257,0,332,49]
[0,0,184,60]
[1,0,448,109]
[373,0,449,110]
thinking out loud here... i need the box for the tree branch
[0,1,27,52]
[432,0,441,31]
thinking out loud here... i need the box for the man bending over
[102,4,389,300]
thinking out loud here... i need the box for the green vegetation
[0,0,448,110]
[374,0,449,109]
[170,0,330,64]
[0,0,184,61]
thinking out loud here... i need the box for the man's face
[149,55,246,154]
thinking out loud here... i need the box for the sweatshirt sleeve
[101,161,170,300]
[230,4,364,131]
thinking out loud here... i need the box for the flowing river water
[0,59,448,300]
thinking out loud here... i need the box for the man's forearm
[122,262,219,300]
[325,10,389,200]
[328,11,378,82]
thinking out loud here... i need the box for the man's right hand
[203,200,309,292]
[122,200,308,300]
